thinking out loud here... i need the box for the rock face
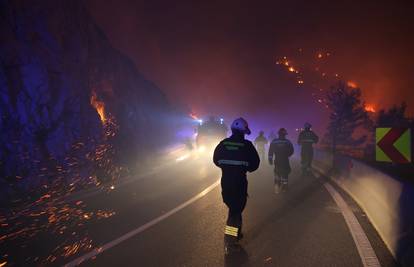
[0,0,174,201]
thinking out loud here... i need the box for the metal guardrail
[313,150,414,267]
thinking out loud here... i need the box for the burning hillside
[0,0,181,264]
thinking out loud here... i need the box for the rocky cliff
[0,0,175,203]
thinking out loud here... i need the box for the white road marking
[63,179,221,267]
[324,183,381,267]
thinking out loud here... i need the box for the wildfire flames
[347,81,358,88]
[275,50,378,113]
[275,56,304,87]
[365,104,376,113]
[90,91,106,124]
[0,90,122,266]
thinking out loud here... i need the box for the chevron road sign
[376,128,412,163]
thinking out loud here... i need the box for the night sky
[86,0,414,132]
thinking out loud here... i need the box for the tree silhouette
[324,81,371,155]
[376,102,412,128]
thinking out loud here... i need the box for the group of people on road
[252,123,319,192]
[213,117,318,251]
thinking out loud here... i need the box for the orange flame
[365,104,376,113]
[347,81,358,88]
[90,91,106,124]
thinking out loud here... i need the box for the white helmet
[231,117,251,135]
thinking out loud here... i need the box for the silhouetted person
[254,131,268,160]
[298,122,319,175]
[268,128,294,193]
[213,118,260,250]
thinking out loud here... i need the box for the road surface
[2,149,397,267]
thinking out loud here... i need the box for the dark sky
[86,0,414,132]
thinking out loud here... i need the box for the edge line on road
[63,179,221,267]
[324,183,381,267]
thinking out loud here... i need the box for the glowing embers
[0,197,116,265]
[274,50,379,112]
[317,52,330,59]
[61,238,93,258]
[90,91,106,124]
[275,56,304,85]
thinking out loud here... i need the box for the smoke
[86,0,414,121]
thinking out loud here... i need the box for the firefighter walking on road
[254,131,268,160]
[268,128,294,193]
[213,118,260,250]
[298,122,319,175]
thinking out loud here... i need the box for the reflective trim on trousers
[224,225,239,237]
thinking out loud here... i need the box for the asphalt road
[2,149,398,267]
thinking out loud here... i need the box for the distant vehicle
[195,116,228,149]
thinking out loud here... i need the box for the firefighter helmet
[231,117,251,135]
[278,128,288,136]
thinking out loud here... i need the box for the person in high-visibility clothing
[213,118,260,248]
[254,130,268,160]
[268,128,294,193]
[298,122,319,175]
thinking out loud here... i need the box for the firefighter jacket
[268,137,294,174]
[213,134,260,200]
